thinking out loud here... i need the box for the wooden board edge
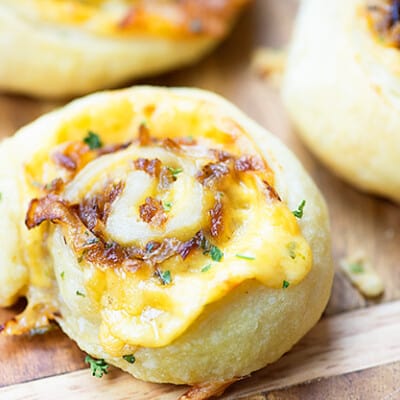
[2,300,400,400]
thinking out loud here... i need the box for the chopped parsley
[76,290,86,297]
[235,254,256,261]
[146,242,155,253]
[200,236,224,262]
[210,245,223,262]
[282,280,290,289]
[85,355,109,378]
[60,271,65,280]
[122,354,136,364]
[84,237,99,247]
[349,262,365,274]
[287,242,297,260]
[84,131,103,150]
[159,270,171,285]
[0,192,2,202]
[167,166,183,177]
[163,202,172,212]
[292,200,306,219]
[201,264,212,273]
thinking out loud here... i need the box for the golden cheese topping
[1,91,311,351]
[3,0,250,38]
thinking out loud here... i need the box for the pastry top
[0,87,312,354]
[3,0,249,38]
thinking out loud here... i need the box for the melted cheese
[0,90,312,351]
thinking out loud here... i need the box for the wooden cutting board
[1,1,400,399]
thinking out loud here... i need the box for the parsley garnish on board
[349,262,365,274]
[123,354,136,364]
[85,355,109,378]
[282,280,290,289]
[292,200,306,219]
[84,131,103,150]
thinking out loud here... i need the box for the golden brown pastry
[283,0,400,203]
[0,0,248,98]
[0,87,333,397]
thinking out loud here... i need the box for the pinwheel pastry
[0,0,249,98]
[283,0,400,203]
[0,87,332,398]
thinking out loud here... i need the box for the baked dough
[0,87,333,393]
[0,0,248,98]
[283,0,400,203]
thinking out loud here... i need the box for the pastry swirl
[0,87,332,390]
[283,0,400,202]
[0,0,249,98]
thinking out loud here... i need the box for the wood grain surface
[1,300,400,400]
[0,0,399,398]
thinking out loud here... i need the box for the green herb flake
[146,242,155,253]
[201,264,212,273]
[0,192,2,202]
[287,242,297,260]
[163,202,172,212]
[282,280,290,289]
[85,355,109,378]
[76,290,86,297]
[159,270,172,285]
[60,271,65,280]
[235,254,255,261]
[349,262,365,274]
[292,200,306,219]
[167,166,183,177]
[123,354,136,364]
[83,131,103,150]
[84,237,99,247]
[210,245,223,262]
[200,236,223,262]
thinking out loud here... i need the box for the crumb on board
[251,47,287,87]
[340,252,384,298]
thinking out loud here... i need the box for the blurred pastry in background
[283,0,400,203]
[0,0,249,98]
